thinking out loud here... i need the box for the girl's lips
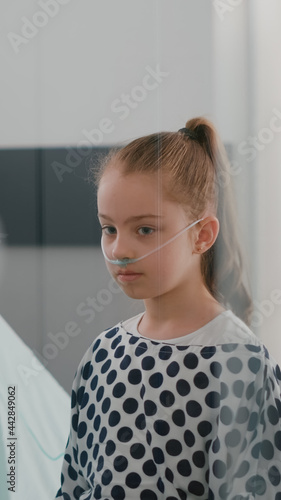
[117,273,142,282]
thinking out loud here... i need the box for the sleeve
[54,358,92,500]
[208,346,281,499]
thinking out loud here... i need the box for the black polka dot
[227,357,242,374]
[233,380,244,397]
[248,357,261,374]
[105,440,115,456]
[236,407,249,424]
[210,361,222,378]
[77,421,87,438]
[143,460,157,476]
[186,400,202,417]
[268,405,279,425]
[165,467,174,483]
[268,465,281,486]
[120,355,131,370]
[166,439,182,456]
[205,391,220,409]
[247,412,258,432]
[194,371,209,389]
[160,390,175,407]
[77,386,85,405]
[220,382,229,400]
[157,478,165,493]
[112,382,126,398]
[144,400,157,416]
[184,430,195,447]
[105,327,118,339]
[146,430,152,445]
[167,361,180,377]
[127,368,142,384]
[275,431,281,450]
[101,397,111,414]
[172,409,186,427]
[96,386,104,402]
[177,459,191,477]
[176,379,190,396]
[220,406,233,425]
[82,361,93,380]
[222,343,238,352]
[87,403,95,420]
[225,429,241,447]
[111,335,122,349]
[130,443,146,459]
[188,481,205,496]
[261,439,274,460]
[111,485,125,499]
[95,348,108,362]
[125,472,141,488]
[117,427,133,443]
[123,398,138,414]
[140,490,157,500]
[114,455,128,472]
[149,372,163,388]
[246,475,266,495]
[246,381,255,400]
[184,353,199,369]
[235,460,250,479]
[159,345,173,360]
[141,356,155,370]
[154,419,170,436]
[106,370,117,385]
[212,437,220,453]
[114,345,125,358]
[94,484,101,498]
[193,451,205,468]
[101,469,112,485]
[135,342,148,357]
[94,415,101,431]
[213,460,226,478]
[99,427,107,443]
[80,450,88,467]
[152,447,165,464]
[101,359,111,374]
[135,413,146,430]
[86,432,93,449]
[108,411,121,427]
[197,420,212,437]
[201,346,216,359]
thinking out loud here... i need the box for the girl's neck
[139,284,226,340]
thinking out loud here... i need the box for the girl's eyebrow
[98,213,163,222]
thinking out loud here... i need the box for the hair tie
[178,127,198,141]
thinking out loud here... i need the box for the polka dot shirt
[55,310,281,499]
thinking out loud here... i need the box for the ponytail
[184,117,253,326]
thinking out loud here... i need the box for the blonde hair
[92,117,253,326]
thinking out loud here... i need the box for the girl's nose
[111,235,134,262]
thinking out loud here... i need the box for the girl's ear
[193,216,220,254]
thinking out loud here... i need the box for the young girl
[55,117,281,499]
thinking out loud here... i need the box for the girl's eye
[101,226,154,236]
[101,226,116,235]
[138,227,154,236]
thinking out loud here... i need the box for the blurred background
[0,0,281,395]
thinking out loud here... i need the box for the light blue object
[101,218,203,267]
[0,315,70,500]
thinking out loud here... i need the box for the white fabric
[0,314,70,500]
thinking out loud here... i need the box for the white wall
[248,0,281,358]
[1,0,213,147]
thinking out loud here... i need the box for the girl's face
[97,166,201,300]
